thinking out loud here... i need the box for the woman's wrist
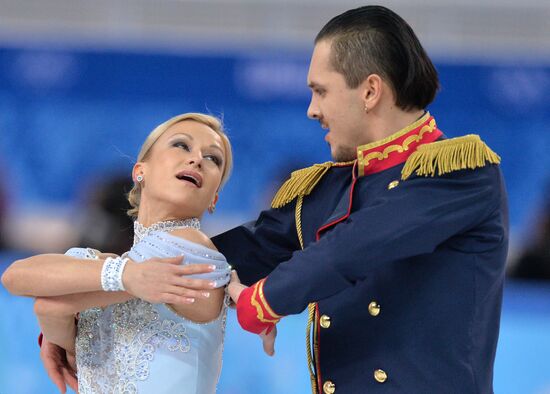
[101,257,129,292]
[121,259,138,296]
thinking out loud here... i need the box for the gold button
[374,369,387,383]
[388,180,399,190]
[368,301,381,316]
[320,314,331,329]
[323,380,336,394]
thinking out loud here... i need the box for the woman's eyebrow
[171,132,193,140]
[171,132,223,156]
[208,145,224,156]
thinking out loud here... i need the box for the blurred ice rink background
[0,1,549,393]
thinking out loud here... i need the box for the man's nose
[307,99,320,120]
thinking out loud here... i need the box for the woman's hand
[122,257,217,305]
[40,338,78,393]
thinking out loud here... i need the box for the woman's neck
[136,200,198,227]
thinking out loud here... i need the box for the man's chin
[331,147,356,163]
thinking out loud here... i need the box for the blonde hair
[127,113,233,218]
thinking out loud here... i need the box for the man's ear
[361,74,383,111]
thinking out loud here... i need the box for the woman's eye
[173,141,190,151]
[205,155,222,167]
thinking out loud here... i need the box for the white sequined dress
[66,223,230,394]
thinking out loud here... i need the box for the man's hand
[227,270,246,305]
[122,257,216,305]
[228,271,277,356]
[259,325,277,356]
[40,339,78,393]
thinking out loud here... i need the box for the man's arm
[212,201,300,286]
[236,166,507,332]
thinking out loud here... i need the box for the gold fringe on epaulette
[401,134,501,180]
[271,162,333,209]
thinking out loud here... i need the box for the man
[217,5,508,393]
[42,5,508,393]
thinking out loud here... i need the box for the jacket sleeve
[211,201,301,286]
[259,165,507,316]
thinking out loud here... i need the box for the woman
[2,113,233,393]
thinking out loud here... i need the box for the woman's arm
[1,254,105,297]
[34,291,134,356]
[162,228,227,323]
[35,301,77,354]
[1,253,215,301]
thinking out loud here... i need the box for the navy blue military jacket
[213,114,509,393]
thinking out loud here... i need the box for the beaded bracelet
[101,256,129,291]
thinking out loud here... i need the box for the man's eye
[173,141,190,151]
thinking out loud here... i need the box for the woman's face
[136,120,226,219]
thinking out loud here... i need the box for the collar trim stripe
[357,114,442,177]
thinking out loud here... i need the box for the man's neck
[367,107,426,143]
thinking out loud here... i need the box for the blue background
[0,46,549,393]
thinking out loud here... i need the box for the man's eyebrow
[308,81,325,89]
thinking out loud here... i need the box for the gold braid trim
[250,279,280,324]
[295,196,318,393]
[271,162,333,209]
[401,134,501,181]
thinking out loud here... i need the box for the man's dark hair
[315,5,439,111]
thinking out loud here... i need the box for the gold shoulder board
[401,134,501,180]
[271,162,333,209]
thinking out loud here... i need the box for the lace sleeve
[65,247,101,260]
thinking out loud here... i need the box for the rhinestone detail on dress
[133,218,200,245]
[73,216,228,394]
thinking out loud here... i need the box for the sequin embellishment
[76,300,192,393]
[73,218,228,394]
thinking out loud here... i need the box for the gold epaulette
[401,134,501,180]
[271,162,334,209]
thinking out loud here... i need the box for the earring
[208,192,218,214]
[136,175,143,183]
[364,105,368,114]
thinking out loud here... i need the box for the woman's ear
[132,162,145,184]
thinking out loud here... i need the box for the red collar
[356,113,442,177]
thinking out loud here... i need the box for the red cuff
[236,278,282,334]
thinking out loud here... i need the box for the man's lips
[175,170,202,188]
[324,130,331,143]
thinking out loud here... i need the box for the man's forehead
[313,40,333,58]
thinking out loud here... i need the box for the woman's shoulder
[167,228,217,251]
[140,229,226,262]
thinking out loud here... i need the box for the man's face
[307,40,367,162]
